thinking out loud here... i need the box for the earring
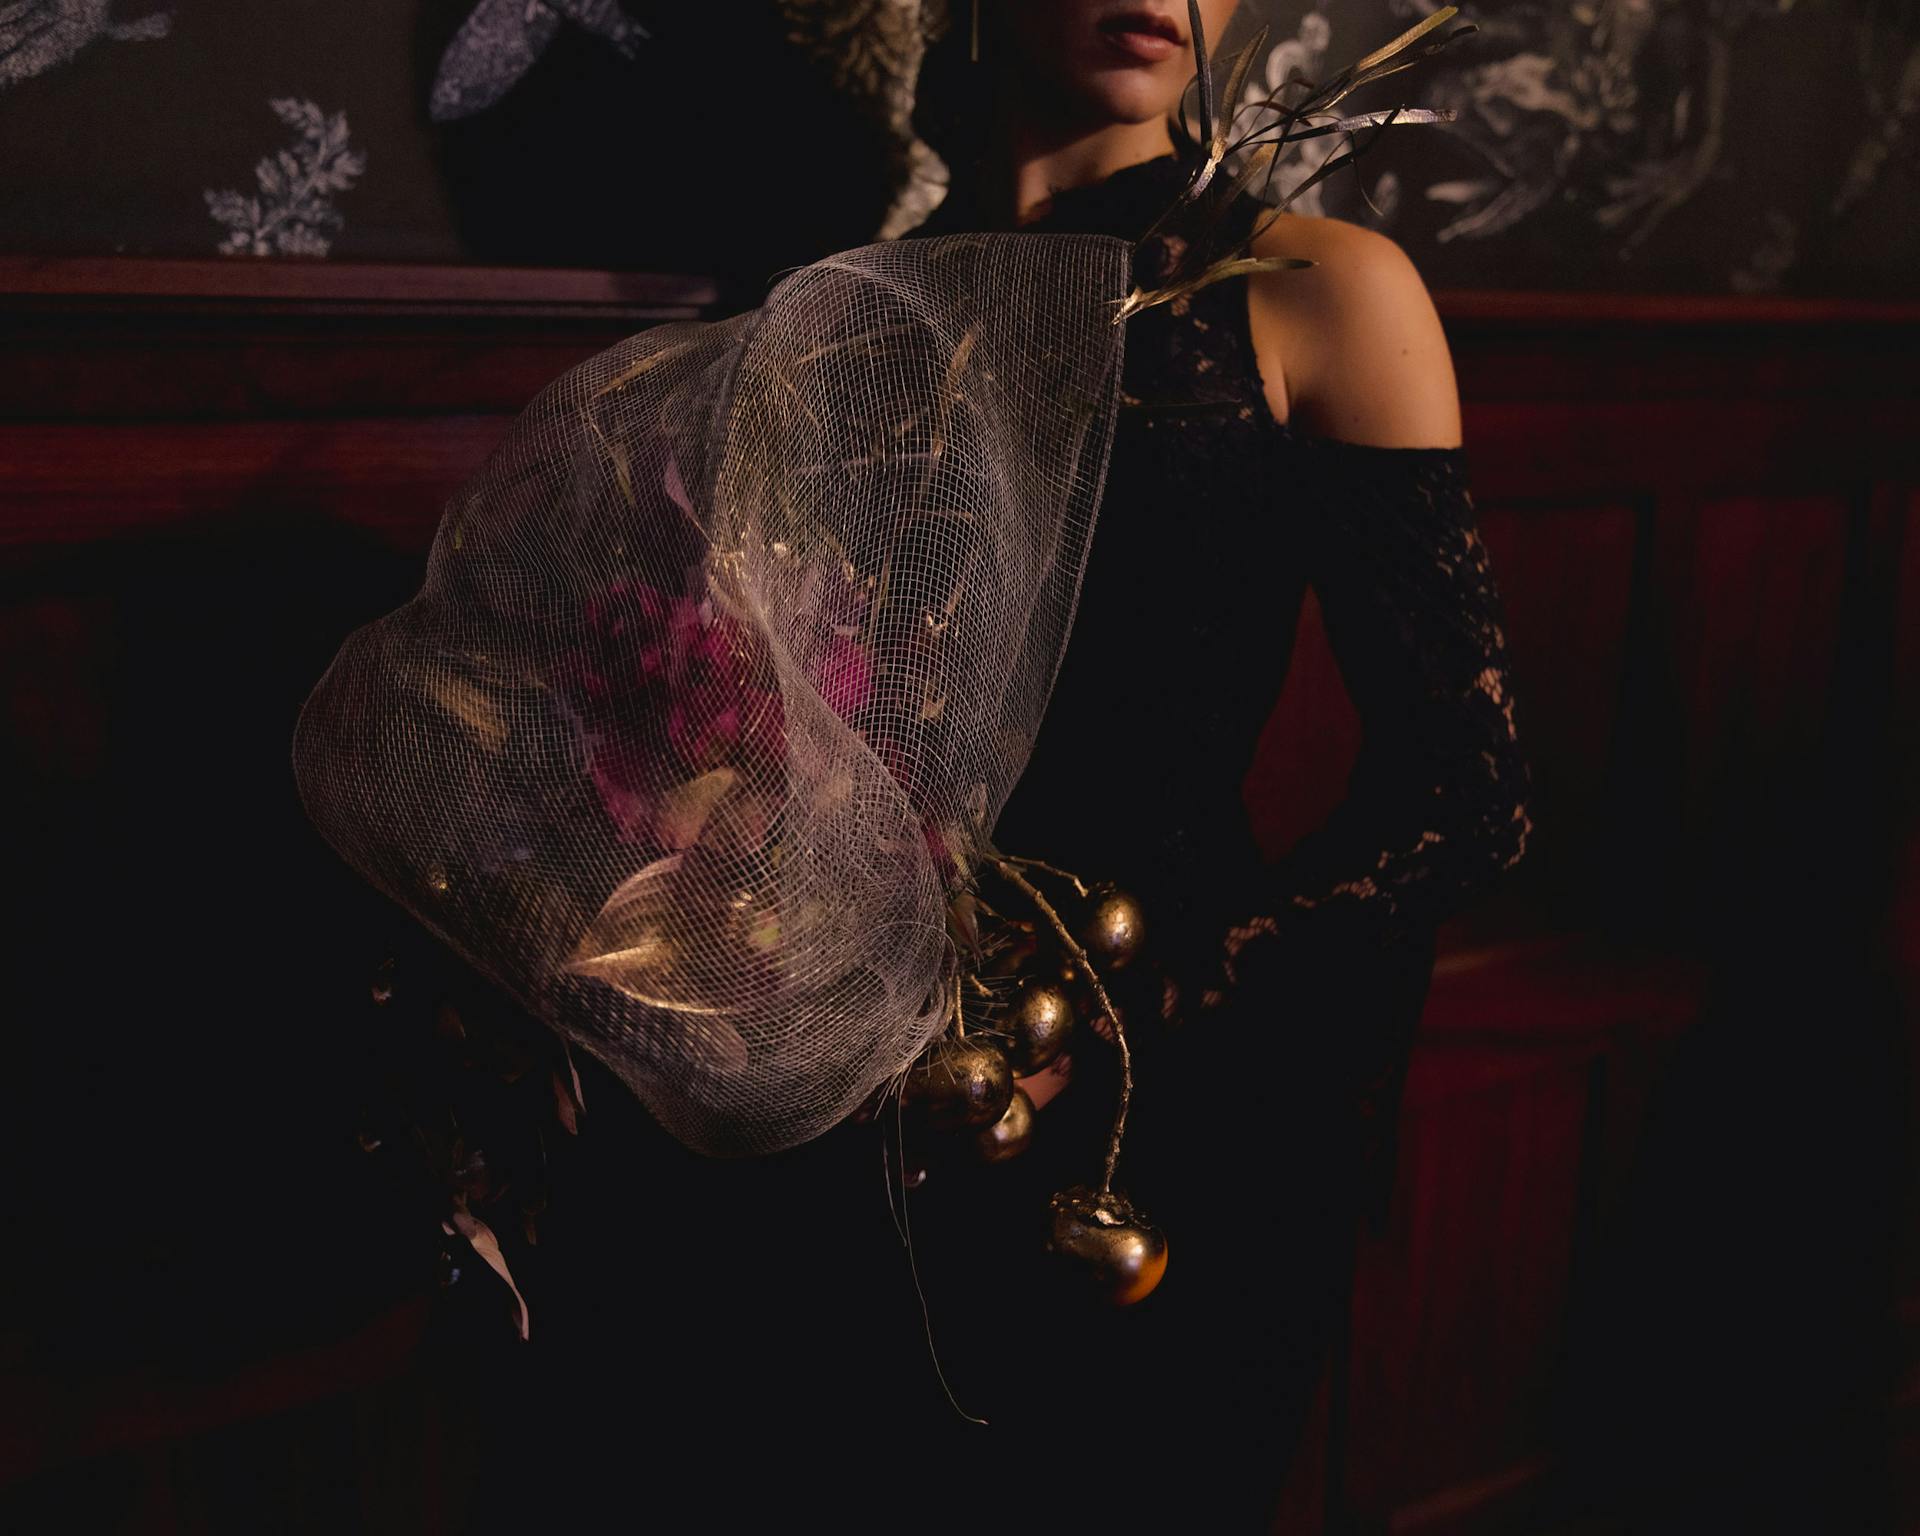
[969,0,980,63]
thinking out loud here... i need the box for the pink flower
[554,563,880,849]
[809,632,873,720]
[555,578,786,845]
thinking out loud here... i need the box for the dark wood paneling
[1346,1049,1590,1511]
[0,256,714,424]
[1463,398,1920,501]
[1644,493,1852,933]
[0,419,507,553]
[0,319,642,422]
[0,255,717,311]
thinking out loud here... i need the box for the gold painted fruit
[1001,979,1075,1074]
[905,1036,1015,1132]
[975,1088,1036,1163]
[1046,1185,1168,1306]
[1078,885,1146,971]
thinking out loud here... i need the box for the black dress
[456,155,1532,1533]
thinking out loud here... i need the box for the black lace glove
[1159,440,1533,1031]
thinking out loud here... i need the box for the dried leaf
[563,853,688,995]
[1187,0,1216,152]
[1317,107,1455,136]
[564,1040,585,1111]
[561,854,753,1070]
[1116,254,1316,323]
[590,340,694,399]
[1210,26,1268,166]
[656,767,739,850]
[426,672,509,752]
[553,1040,586,1134]
[581,413,634,507]
[663,453,694,515]
[928,327,977,460]
[445,1207,530,1341]
[1345,4,1458,83]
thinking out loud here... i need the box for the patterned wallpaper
[0,0,1913,295]
[0,1,899,287]
[1229,0,1919,295]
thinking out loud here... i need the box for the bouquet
[294,233,1128,1161]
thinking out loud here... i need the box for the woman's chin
[1067,68,1186,129]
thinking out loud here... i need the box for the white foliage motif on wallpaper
[1235,10,1341,218]
[430,0,649,122]
[0,0,172,91]
[1832,0,1920,219]
[204,98,366,257]
[1386,0,1796,254]
[1234,0,1836,289]
[1229,9,1405,225]
[1730,207,1798,293]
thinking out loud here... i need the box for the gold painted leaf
[420,669,509,751]
[560,852,753,1071]
[657,767,739,850]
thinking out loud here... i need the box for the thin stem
[995,853,1090,899]
[991,856,1132,1197]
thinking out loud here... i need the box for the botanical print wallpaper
[201,98,367,257]
[0,0,1912,296]
[0,0,899,289]
[1229,0,1920,295]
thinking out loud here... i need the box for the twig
[991,856,1131,1196]
[995,853,1090,899]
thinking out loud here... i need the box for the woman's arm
[1220,442,1531,960]
[1164,224,1532,1019]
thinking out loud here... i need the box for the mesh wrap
[293,232,1129,1155]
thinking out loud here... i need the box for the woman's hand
[1014,1051,1075,1111]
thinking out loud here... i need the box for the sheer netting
[293,233,1128,1156]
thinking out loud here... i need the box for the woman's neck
[991,115,1177,227]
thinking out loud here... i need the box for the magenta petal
[589,761,655,844]
[811,635,873,719]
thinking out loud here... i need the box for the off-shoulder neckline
[1260,396,1466,458]
[1279,425,1468,454]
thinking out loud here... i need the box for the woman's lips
[1097,15,1183,64]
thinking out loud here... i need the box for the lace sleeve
[1171,440,1534,1018]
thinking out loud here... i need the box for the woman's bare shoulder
[1243,211,1463,449]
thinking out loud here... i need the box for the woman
[438,4,1530,1527]
[878,0,1533,1523]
